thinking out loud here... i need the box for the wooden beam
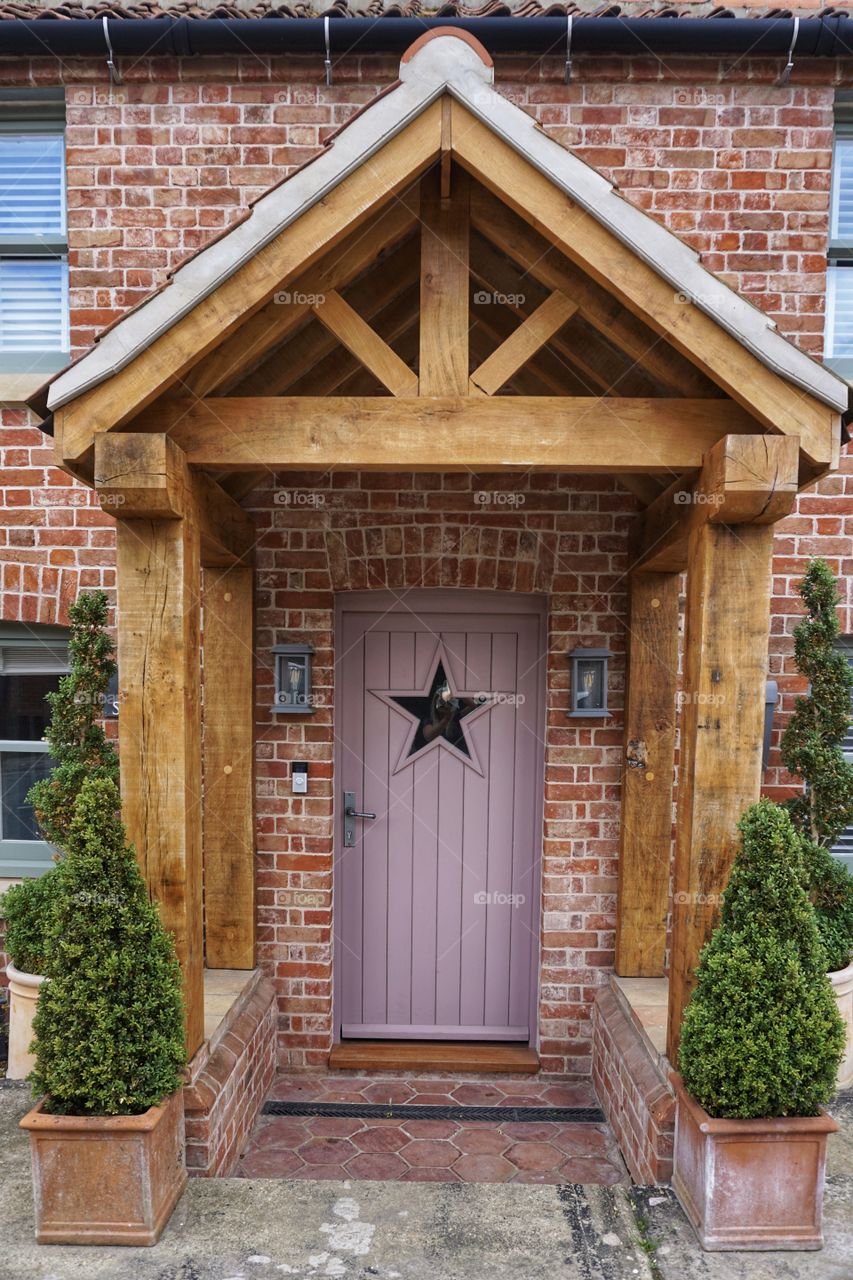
[185,203,418,398]
[419,168,470,396]
[142,396,758,472]
[666,520,775,1060]
[114,501,204,1055]
[469,291,577,395]
[203,565,256,969]
[55,101,442,468]
[311,290,417,396]
[287,289,420,398]
[235,239,420,397]
[635,434,799,573]
[94,432,257,568]
[470,233,659,399]
[615,573,680,976]
[455,121,838,466]
[470,188,717,400]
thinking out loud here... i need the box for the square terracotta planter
[20,1087,187,1246]
[670,1072,838,1251]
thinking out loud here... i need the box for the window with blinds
[0,91,68,376]
[0,624,70,879]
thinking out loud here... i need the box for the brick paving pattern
[237,1074,627,1184]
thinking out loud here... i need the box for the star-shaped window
[371,647,498,775]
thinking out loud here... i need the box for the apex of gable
[399,28,494,91]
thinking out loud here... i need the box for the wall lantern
[272,643,315,714]
[567,647,612,717]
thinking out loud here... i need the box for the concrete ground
[2,1082,852,1280]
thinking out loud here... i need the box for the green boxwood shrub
[30,776,186,1116]
[780,558,853,972]
[27,590,119,850]
[1,866,66,976]
[679,799,845,1119]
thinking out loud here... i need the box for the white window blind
[0,257,68,354]
[831,638,853,871]
[0,133,65,238]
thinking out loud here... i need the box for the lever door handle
[345,807,376,819]
[343,791,376,846]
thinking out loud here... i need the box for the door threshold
[329,1040,540,1074]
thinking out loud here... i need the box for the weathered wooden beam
[469,290,577,396]
[185,201,418,398]
[236,239,420,397]
[419,167,470,396]
[634,434,799,573]
[94,432,257,568]
[454,106,839,468]
[615,573,680,977]
[55,101,442,468]
[470,188,718,399]
[311,290,417,396]
[114,504,204,1055]
[140,396,758,472]
[666,520,775,1061]
[202,565,256,970]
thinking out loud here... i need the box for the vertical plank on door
[361,630,390,1027]
[386,630,416,1026]
[435,631,466,1028]
[484,630,518,1029]
[508,616,540,1032]
[460,630,492,1028]
[410,630,439,1026]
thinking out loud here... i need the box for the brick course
[1,50,852,1077]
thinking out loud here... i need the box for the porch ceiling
[33,29,847,499]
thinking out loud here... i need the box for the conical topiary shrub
[30,775,186,1116]
[678,798,845,1119]
[27,589,119,851]
[780,558,853,973]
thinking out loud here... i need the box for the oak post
[615,572,680,977]
[114,513,205,1056]
[666,520,775,1061]
[202,565,256,969]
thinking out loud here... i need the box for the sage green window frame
[0,89,68,377]
[0,625,69,878]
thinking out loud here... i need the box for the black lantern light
[272,643,315,714]
[567,646,612,717]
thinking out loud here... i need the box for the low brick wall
[592,983,675,1185]
[183,971,277,1177]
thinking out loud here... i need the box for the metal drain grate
[262,1100,605,1124]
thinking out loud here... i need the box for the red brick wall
[1,49,852,1074]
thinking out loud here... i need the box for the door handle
[343,791,376,846]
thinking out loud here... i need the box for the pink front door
[335,591,545,1041]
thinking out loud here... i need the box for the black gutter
[0,15,851,61]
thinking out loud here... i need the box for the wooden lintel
[469,290,577,396]
[94,432,256,567]
[138,396,758,473]
[634,433,799,573]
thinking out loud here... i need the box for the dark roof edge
[0,14,851,60]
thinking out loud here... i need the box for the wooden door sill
[329,1040,540,1074]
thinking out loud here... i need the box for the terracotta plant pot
[829,959,853,1090]
[20,1087,187,1246]
[670,1072,837,1251]
[5,963,45,1081]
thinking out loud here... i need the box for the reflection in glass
[391,661,486,760]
